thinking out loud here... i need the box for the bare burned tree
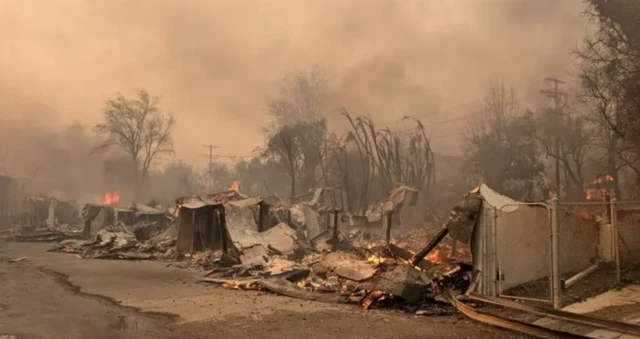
[93,89,175,199]
[266,125,301,198]
[576,0,640,194]
[339,109,436,212]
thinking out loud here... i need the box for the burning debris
[103,191,121,206]
[228,180,240,192]
[193,189,485,315]
[13,185,488,318]
[200,241,473,314]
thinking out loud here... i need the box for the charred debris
[0,185,481,315]
[194,188,480,315]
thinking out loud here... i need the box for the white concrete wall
[474,203,600,295]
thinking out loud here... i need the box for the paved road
[0,241,529,339]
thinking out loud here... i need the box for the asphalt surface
[0,241,530,339]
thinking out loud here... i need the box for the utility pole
[541,77,566,199]
[202,144,219,192]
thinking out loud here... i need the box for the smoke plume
[0,0,587,199]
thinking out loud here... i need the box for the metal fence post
[493,207,500,296]
[551,197,561,309]
[611,198,621,284]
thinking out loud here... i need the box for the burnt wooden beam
[411,226,449,266]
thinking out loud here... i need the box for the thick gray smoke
[0,0,587,199]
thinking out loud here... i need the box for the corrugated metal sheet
[474,184,520,213]
[128,202,164,214]
[176,196,223,209]
[228,196,262,207]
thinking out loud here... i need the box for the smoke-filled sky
[1,0,588,177]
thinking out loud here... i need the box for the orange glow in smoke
[229,180,240,191]
[585,175,615,201]
[103,191,120,205]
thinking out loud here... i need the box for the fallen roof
[175,196,223,209]
[128,202,164,214]
[225,204,297,253]
[227,196,263,207]
[471,184,519,213]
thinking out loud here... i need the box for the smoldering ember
[2,1,640,339]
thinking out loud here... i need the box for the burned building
[0,174,21,227]
[175,196,228,255]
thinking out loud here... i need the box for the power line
[214,155,251,159]
[376,97,487,127]
[380,92,540,130]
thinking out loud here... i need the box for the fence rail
[487,198,639,309]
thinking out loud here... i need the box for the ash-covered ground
[0,241,531,339]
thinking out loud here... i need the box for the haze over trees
[93,89,175,200]
[9,0,640,208]
[459,0,640,201]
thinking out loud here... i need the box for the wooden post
[385,211,393,246]
[218,207,228,254]
[331,209,340,251]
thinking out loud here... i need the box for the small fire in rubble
[361,290,385,309]
[360,290,401,310]
[222,281,261,290]
[296,278,309,289]
[426,243,473,264]
[103,191,120,205]
[228,180,240,192]
[367,254,386,265]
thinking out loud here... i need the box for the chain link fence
[556,201,611,305]
[491,202,554,304]
[483,197,640,308]
[613,201,640,283]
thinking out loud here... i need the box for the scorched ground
[0,242,531,339]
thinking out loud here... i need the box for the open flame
[425,243,472,264]
[361,290,386,310]
[426,245,448,264]
[367,254,386,265]
[222,281,261,290]
[229,180,240,192]
[585,174,615,201]
[103,191,120,205]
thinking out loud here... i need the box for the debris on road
[9,257,27,263]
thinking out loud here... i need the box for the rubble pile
[199,242,473,315]
[48,222,176,260]
[12,185,486,315]
[194,189,483,314]
[0,224,83,242]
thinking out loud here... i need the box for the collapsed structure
[7,180,637,337]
